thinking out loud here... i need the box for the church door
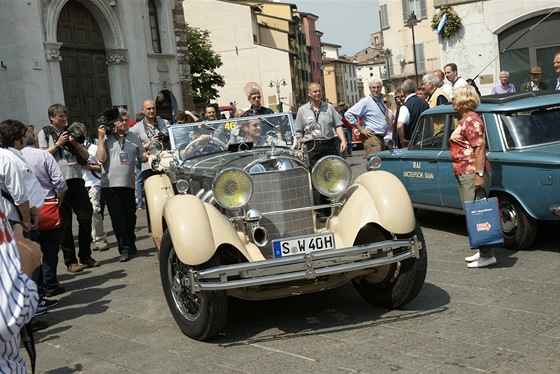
[58,1,111,130]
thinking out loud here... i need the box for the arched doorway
[155,89,179,123]
[58,0,112,131]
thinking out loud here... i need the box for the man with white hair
[423,72,450,108]
[344,77,389,155]
[491,71,516,94]
[241,86,274,117]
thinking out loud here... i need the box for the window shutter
[402,0,409,23]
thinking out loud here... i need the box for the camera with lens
[95,107,121,135]
[65,123,86,144]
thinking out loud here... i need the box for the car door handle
[428,158,437,163]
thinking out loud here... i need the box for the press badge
[119,151,130,165]
[64,149,77,165]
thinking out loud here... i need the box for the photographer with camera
[39,104,99,273]
[130,99,170,181]
[97,111,147,262]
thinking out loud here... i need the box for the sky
[289,0,381,56]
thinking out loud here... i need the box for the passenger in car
[449,85,496,269]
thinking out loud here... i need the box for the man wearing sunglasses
[241,87,274,117]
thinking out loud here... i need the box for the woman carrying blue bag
[449,85,497,269]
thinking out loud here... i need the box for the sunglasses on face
[250,123,261,128]
[383,100,388,103]
[250,96,261,100]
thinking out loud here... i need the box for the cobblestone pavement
[29,150,560,373]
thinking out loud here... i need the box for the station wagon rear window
[500,107,560,148]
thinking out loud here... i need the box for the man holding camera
[97,114,147,262]
[39,104,98,273]
[130,99,169,181]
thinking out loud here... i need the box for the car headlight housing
[212,168,253,209]
[311,156,352,197]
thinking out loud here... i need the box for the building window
[415,43,425,73]
[149,0,162,53]
[402,0,427,22]
[380,5,389,29]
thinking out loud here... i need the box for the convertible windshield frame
[168,113,296,159]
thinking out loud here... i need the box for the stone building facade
[0,0,192,130]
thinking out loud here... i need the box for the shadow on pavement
[215,281,450,345]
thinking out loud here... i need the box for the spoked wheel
[159,230,227,341]
[352,222,427,309]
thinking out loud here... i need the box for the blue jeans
[30,228,62,298]
[343,128,352,155]
[136,160,144,208]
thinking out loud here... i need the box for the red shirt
[449,112,491,175]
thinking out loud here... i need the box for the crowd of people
[2,53,560,372]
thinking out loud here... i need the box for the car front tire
[160,230,227,341]
[352,223,427,309]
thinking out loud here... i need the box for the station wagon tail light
[213,168,254,209]
[311,156,352,197]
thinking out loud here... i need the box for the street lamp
[269,79,287,112]
[383,48,393,93]
[405,11,420,86]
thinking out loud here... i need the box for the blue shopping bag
[464,197,504,248]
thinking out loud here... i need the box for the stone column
[44,41,65,104]
[172,0,194,110]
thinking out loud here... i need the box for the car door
[437,114,462,210]
[400,114,447,208]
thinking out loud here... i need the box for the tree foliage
[186,24,225,104]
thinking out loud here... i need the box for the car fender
[145,173,175,248]
[330,170,416,240]
[163,195,266,266]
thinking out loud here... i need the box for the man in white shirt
[444,63,468,97]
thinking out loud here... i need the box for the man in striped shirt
[0,208,43,373]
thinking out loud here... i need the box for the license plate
[272,232,335,258]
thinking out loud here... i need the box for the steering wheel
[431,130,445,147]
[182,137,227,160]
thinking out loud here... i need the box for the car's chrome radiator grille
[249,167,314,258]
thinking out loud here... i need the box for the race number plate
[272,232,335,258]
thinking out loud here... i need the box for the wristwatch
[476,172,484,177]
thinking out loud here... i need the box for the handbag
[464,196,504,248]
[38,198,60,231]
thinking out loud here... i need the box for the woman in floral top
[449,85,496,268]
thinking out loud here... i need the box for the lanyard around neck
[113,133,127,151]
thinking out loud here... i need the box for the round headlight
[311,156,352,197]
[366,156,382,171]
[212,168,253,209]
[176,179,189,194]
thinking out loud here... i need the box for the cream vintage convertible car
[145,112,427,341]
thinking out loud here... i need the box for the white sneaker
[467,256,497,268]
[465,251,480,262]
[93,240,109,251]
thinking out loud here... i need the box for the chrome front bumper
[186,236,422,293]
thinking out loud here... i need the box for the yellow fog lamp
[311,156,352,197]
[212,168,254,209]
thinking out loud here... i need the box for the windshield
[169,113,295,159]
[500,107,560,148]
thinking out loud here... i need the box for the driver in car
[231,119,285,147]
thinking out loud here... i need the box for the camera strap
[43,126,63,158]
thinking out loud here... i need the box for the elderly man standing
[130,100,169,181]
[295,82,347,219]
[396,79,429,148]
[344,77,388,155]
[241,87,274,117]
[434,69,453,98]
[423,72,450,108]
[520,66,548,92]
[295,82,347,166]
